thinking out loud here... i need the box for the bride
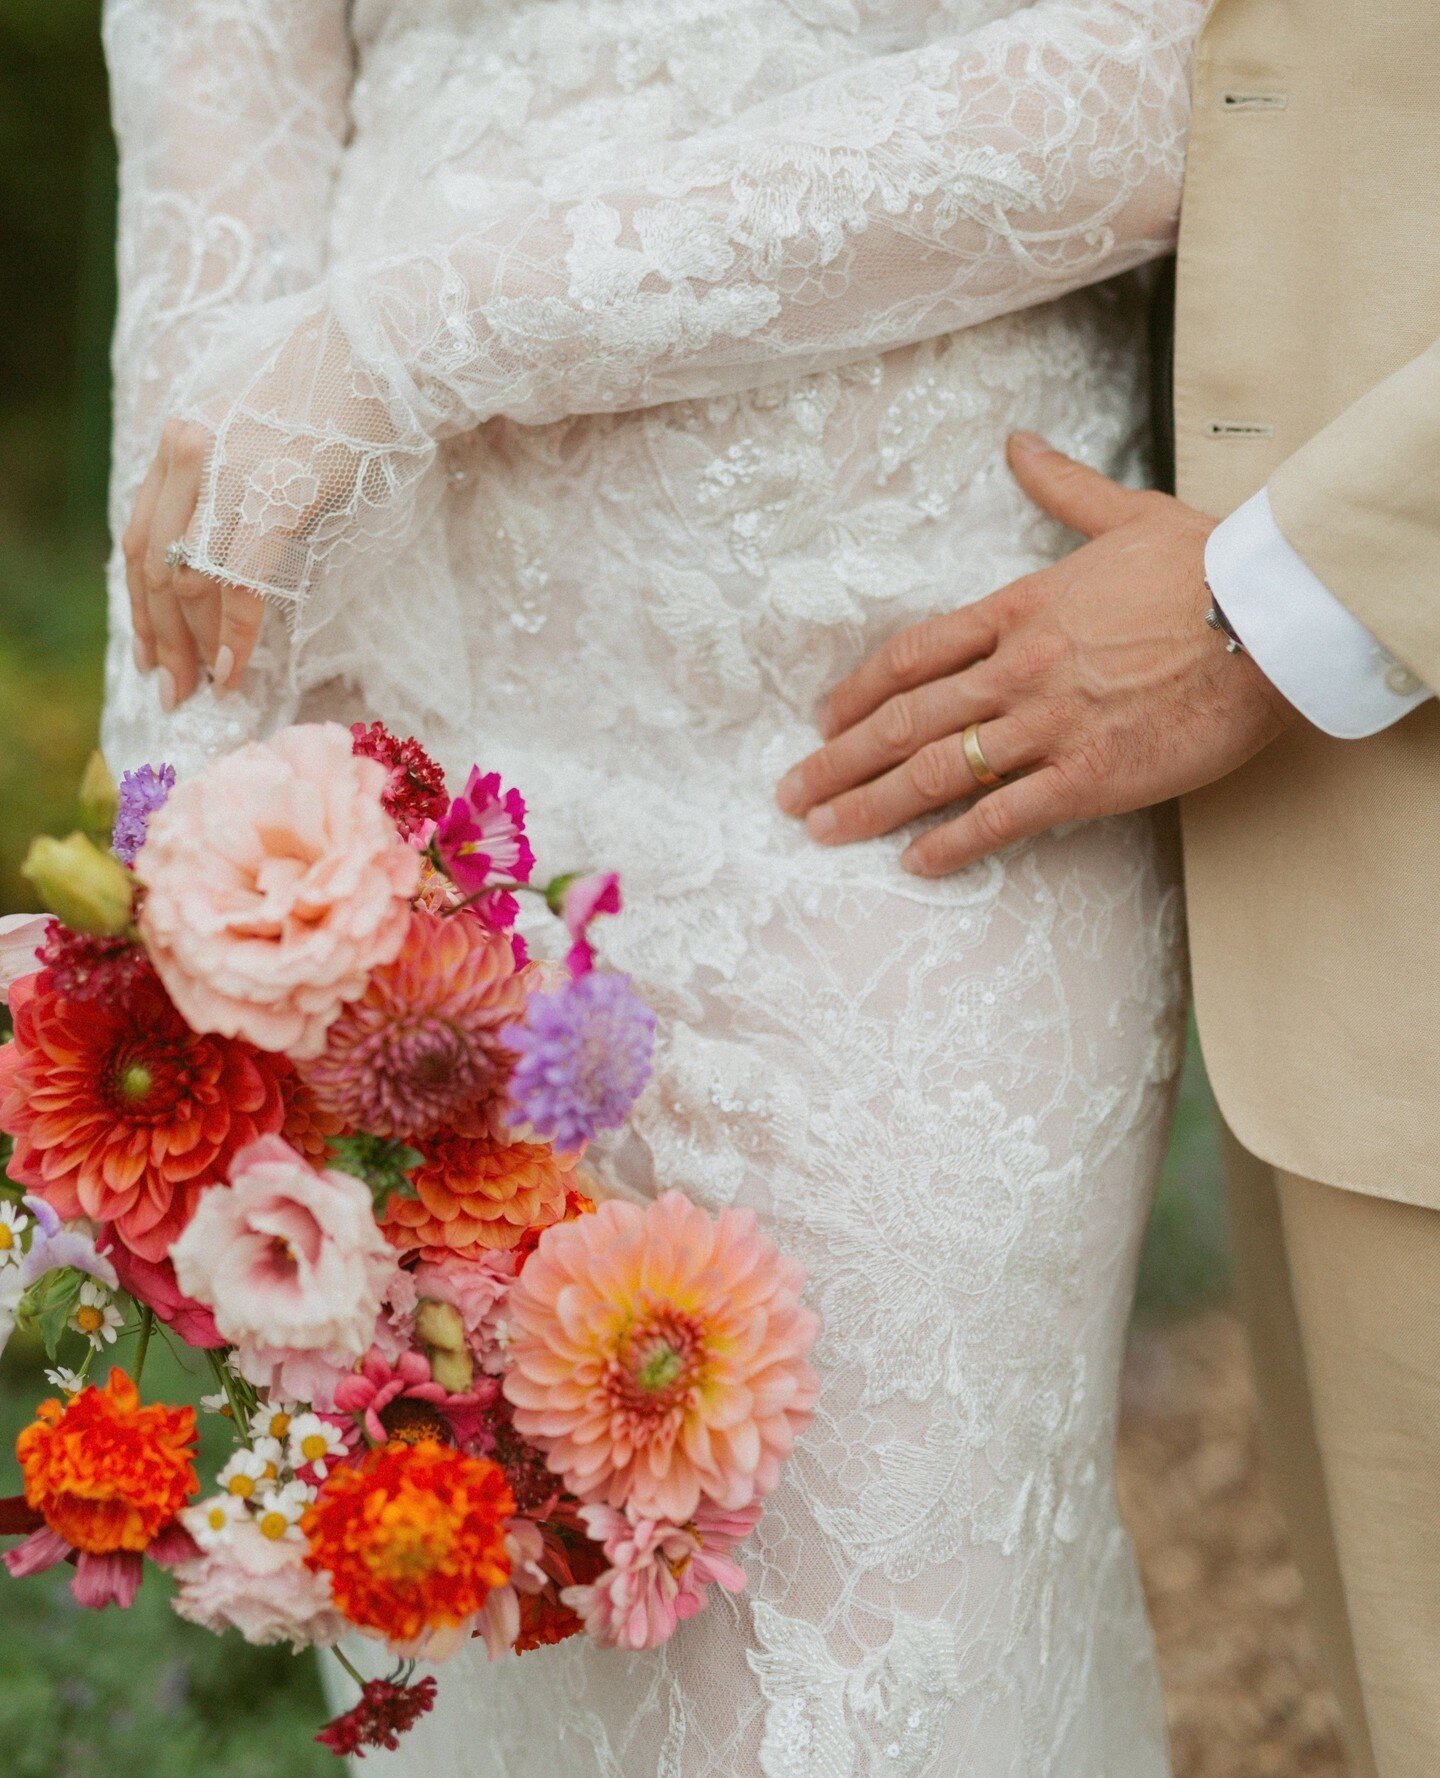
[104,0,1201,1770]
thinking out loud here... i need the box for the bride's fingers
[145,583,201,714]
[121,454,165,673]
[778,667,999,816]
[803,715,1038,847]
[816,602,1001,742]
[901,765,1072,877]
[214,586,267,689]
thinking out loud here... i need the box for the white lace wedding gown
[102,0,1199,1770]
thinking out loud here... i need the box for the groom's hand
[776,433,1295,876]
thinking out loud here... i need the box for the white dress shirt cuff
[1204,487,1431,739]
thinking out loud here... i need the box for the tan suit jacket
[1176,0,1440,1208]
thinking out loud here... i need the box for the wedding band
[164,539,190,570]
[961,723,1004,789]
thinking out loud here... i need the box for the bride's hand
[122,419,266,711]
[776,433,1294,876]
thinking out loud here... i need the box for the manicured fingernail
[1010,431,1047,453]
[213,645,235,690]
[133,635,154,674]
[900,846,928,875]
[776,772,805,816]
[805,805,837,842]
[157,667,177,714]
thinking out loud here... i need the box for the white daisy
[250,1435,286,1482]
[183,1492,248,1550]
[0,1200,29,1263]
[199,1391,235,1419]
[216,1447,272,1502]
[255,1402,299,1445]
[44,1365,86,1396]
[253,1481,311,1544]
[68,1279,123,1349]
[287,1413,349,1480]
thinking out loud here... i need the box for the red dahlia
[0,972,288,1262]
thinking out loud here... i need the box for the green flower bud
[21,832,135,936]
[415,1297,467,1353]
[77,751,119,838]
[428,1345,474,1394]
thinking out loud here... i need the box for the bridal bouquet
[0,723,818,1757]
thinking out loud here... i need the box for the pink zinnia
[562,1499,758,1650]
[334,1346,498,1451]
[299,907,531,1141]
[503,1191,819,1522]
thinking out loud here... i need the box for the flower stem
[131,1306,154,1384]
[331,1646,367,1690]
[206,1350,252,1444]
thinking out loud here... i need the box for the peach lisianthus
[171,1136,398,1407]
[134,723,421,1060]
[503,1191,819,1523]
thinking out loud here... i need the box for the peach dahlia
[503,1191,820,1522]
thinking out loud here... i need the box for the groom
[778,5,1439,1774]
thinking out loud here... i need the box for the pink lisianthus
[410,1250,519,1372]
[433,770,534,929]
[559,872,621,976]
[170,1137,399,1411]
[100,1239,224,1349]
[0,912,47,1005]
[334,1346,499,1451]
[561,1499,759,1651]
[134,723,421,1059]
[473,1517,548,1660]
[171,1520,347,1650]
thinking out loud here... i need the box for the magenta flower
[506,971,655,1149]
[434,770,534,928]
[559,871,621,976]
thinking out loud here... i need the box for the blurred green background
[0,1,1229,1771]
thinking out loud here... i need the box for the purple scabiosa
[506,972,656,1150]
[111,763,175,865]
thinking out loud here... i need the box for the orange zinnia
[0,972,288,1261]
[379,1129,577,1259]
[303,1440,514,1646]
[17,1369,198,1554]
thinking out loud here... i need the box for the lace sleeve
[180,0,1201,603]
[104,0,350,572]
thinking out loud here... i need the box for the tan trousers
[1224,1132,1440,1778]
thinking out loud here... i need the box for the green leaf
[326,1133,423,1216]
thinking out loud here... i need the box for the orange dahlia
[299,907,530,1142]
[504,1191,820,1522]
[302,1440,514,1647]
[16,1368,198,1554]
[277,1065,347,1162]
[379,1129,578,1259]
[0,972,288,1261]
